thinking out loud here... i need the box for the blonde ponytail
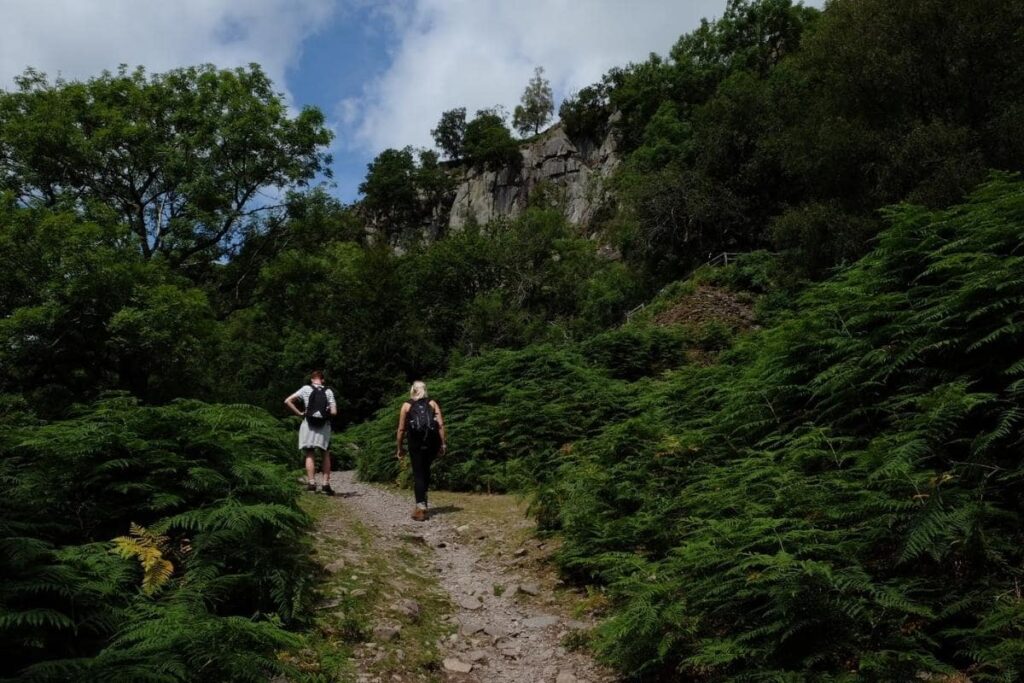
[409,381,428,400]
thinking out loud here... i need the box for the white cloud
[0,0,334,103]
[344,0,751,154]
[335,96,362,127]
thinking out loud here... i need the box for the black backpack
[304,386,332,427]
[406,398,438,436]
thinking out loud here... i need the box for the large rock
[447,121,619,232]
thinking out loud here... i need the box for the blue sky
[0,0,823,203]
[285,3,395,200]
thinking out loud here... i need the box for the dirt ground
[289,470,615,683]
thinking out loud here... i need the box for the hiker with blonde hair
[395,381,446,521]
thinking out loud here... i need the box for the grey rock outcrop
[446,122,619,231]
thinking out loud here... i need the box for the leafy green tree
[414,149,455,236]
[558,82,611,141]
[672,0,819,78]
[603,55,680,153]
[602,0,1024,283]
[749,0,1023,279]
[431,107,467,160]
[513,66,554,136]
[778,0,1024,205]
[0,64,333,266]
[107,284,219,400]
[213,189,366,313]
[358,147,420,232]
[358,147,454,241]
[463,108,521,169]
[603,0,816,153]
[0,200,221,407]
[218,238,412,423]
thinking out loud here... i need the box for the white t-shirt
[290,384,336,418]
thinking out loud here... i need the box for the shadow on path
[425,504,462,516]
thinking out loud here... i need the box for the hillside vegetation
[3,0,1024,679]
[558,179,1024,679]
[345,178,1024,678]
[1,398,314,680]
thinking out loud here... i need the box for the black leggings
[409,447,435,505]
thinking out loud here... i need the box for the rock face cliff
[445,122,619,231]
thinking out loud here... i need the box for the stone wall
[446,122,619,231]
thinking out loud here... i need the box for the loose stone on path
[443,657,474,673]
[458,617,484,636]
[523,615,560,629]
[517,581,541,596]
[457,595,483,610]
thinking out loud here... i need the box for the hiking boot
[306,483,316,493]
[411,507,426,521]
[322,484,335,496]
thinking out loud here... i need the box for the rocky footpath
[327,470,613,683]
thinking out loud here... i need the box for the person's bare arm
[284,391,304,417]
[431,401,447,455]
[329,392,338,416]
[395,403,409,459]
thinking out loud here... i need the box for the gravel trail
[330,470,613,683]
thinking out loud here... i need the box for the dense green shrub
[581,326,690,381]
[343,346,637,492]
[0,397,315,681]
[552,176,1024,679]
[770,202,880,282]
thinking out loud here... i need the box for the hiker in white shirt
[284,370,338,495]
